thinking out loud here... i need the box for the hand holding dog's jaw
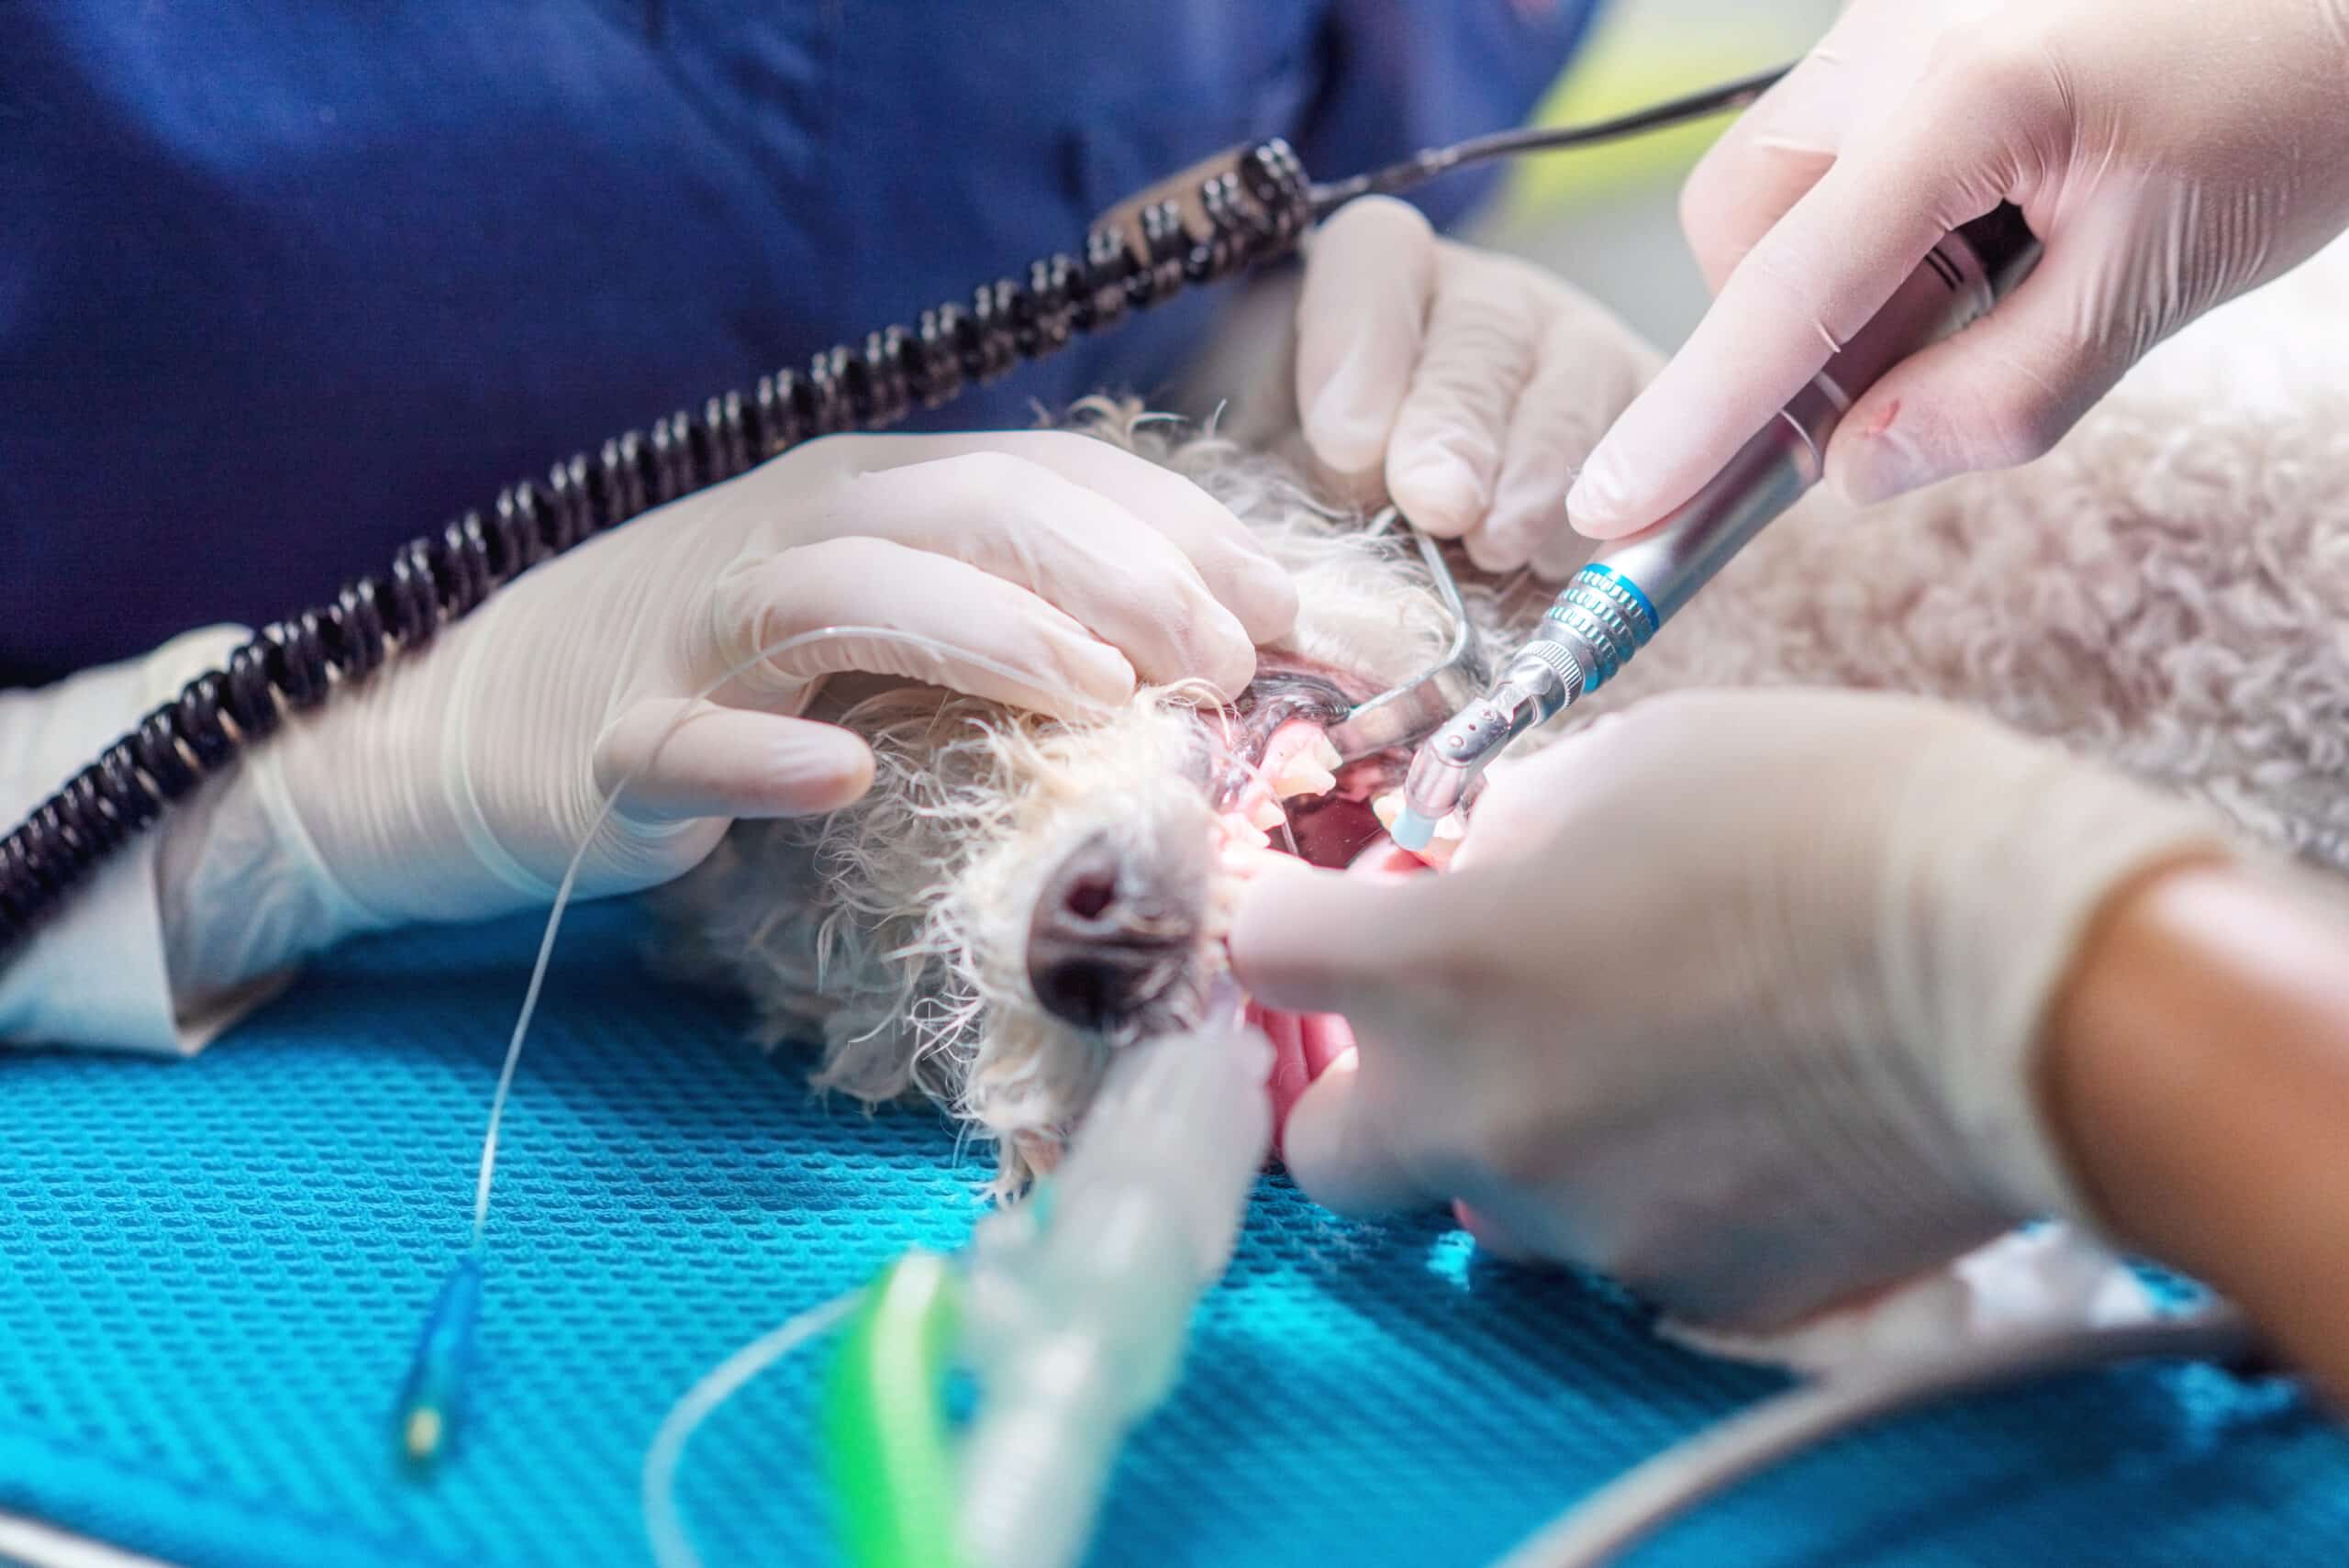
[1229,686,2234,1333]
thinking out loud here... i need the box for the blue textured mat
[2,902,2343,1567]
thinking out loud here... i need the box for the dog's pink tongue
[1219,719,1441,1156]
[1245,832,1432,1156]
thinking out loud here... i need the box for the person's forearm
[2045,859,2349,1401]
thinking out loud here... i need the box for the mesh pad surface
[2,905,2342,1566]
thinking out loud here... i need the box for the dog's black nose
[1026,831,1200,1035]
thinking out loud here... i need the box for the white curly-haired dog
[657,235,2349,1188]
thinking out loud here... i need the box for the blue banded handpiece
[1389,204,2044,851]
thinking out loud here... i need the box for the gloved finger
[1295,195,1437,483]
[706,536,1137,719]
[829,450,1259,695]
[1677,30,1865,292]
[1473,304,1659,578]
[595,701,874,824]
[1384,249,1542,539]
[1566,101,2016,539]
[1447,706,1648,873]
[1825,225,2131,505]
[859,428,1299,644]
[1228,854,1475,1019]
[1281,1051,1444,1218]
[1680,125,1837,301]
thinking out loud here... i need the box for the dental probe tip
[403,1407,446,1463]
[1390,806,1440,852]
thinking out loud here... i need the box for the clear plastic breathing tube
[1491,1304,2263,1568]
[641,1285,869,1568]
[633,987,1274,1568]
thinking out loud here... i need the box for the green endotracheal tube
[824,1251,967,1568]
[397,1251,485,1464]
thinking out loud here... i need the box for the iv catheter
[1389,202,2043,849]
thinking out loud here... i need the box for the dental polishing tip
[1390,806,1440,853]
[396,1252,485,1468]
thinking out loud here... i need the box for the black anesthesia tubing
[0,66,1790,961]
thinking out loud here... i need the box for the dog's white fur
[660,237,2349,1182]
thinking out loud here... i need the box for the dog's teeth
[1217,840,1287,881]
[1246,794,1288,830]
[1221,817,1274,852]
[1308,735,1342,773]
[1273,760,1337,800]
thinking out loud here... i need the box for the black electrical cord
[0,66,1797,961]
[1308,63,1791,216]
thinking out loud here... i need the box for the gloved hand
[1295,195,1661,578]
[1230,689,2229,1329]
[1568,0,2349,536]
[160,430,1297,1004]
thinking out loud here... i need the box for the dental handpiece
[1390,203,2043,851]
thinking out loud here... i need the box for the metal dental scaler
[1390,202,2044,851]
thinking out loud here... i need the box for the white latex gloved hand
[161,430,1296,1003]
[1230,689,2228,1330]
[1569,0,2349,534]
[1295,195,1661,578]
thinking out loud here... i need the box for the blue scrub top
[3,3,1598,686]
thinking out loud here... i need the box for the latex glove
[0,626,267,1053]
[161,430,1297,1006]
[1230,689,2228,1330]
[1569,0,2349,535]
[1296,195,1661,578]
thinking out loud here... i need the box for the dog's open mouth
[1017,658,1453,1163]
[1209,662,1442,1148]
